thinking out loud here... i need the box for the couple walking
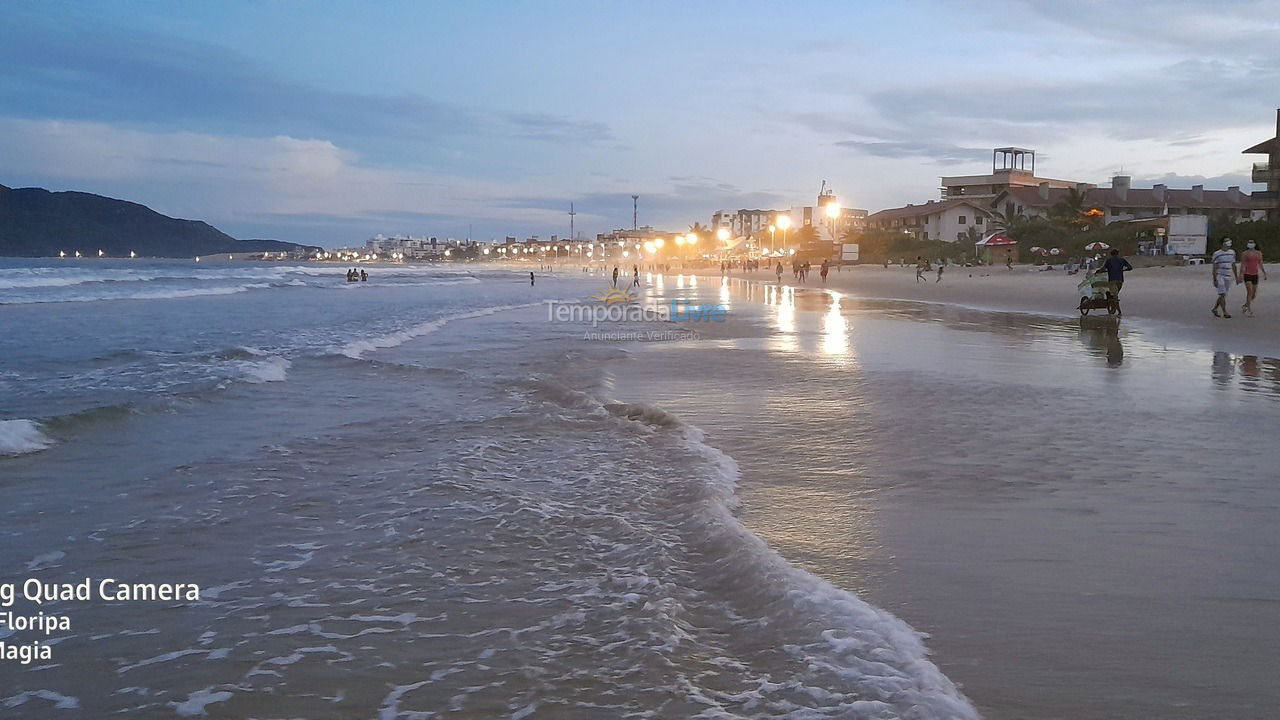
[1211,238,1267,318]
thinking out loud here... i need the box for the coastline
[601,270,1280,718]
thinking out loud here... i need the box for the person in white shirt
[1211,238,1241,318]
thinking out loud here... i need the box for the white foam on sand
[171,688,234,717]
[2,690,80,710]
[0,419,55,456]
[338,303,539,359]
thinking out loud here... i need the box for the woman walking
[1241,241,1267,316]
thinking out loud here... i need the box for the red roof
[992,185,1250,210]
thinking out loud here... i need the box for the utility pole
[569,202,576,241]
[631,195,639,230]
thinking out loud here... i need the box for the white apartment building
[865,199,991,242]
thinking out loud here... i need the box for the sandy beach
[603,272,1280,719]
[716,263,1280,357]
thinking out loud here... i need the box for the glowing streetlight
[654,237,665,248]
[716,228,730,243]
[825,202,841,219]
[675,235,685,246]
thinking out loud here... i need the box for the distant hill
[0,183,320,258]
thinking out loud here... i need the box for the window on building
[976,216,984,225]
[958,215,967,224]
[957,232,965,241]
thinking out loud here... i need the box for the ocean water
[0,260,976,718]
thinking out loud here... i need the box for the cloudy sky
[3,1,1278,246]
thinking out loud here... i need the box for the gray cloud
[833,140,990,165]
[0,14,613,169]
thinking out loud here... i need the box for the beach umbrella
[1084,241,1110,251]
[1049,248,1061,256]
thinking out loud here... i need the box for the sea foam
[0,419,55,456]
[338,303,539,359]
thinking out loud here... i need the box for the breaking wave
[0,419,55,457]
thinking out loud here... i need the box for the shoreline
[682,264,1280,357]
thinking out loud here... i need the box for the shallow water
[1,261,974,718]
[609,276,1280,719]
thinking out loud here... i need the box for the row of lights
[58,250,138,258]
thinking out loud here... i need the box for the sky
[2,0,1279,247]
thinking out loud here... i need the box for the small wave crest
[223,347,292,383]
[337,303,539,359]
[0,419,55,457]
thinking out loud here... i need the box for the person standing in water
[1211,238,1240,318]
[1240,241,1267,316]
[359,268,368,282]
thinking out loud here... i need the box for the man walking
[1211,238,1241,318]
[1101,248,1132,297]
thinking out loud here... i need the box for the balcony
[1253,163,1280,184]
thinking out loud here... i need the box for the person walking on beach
[530,271,535,286]
[611,266,619,287]
[1101,249,1132,297]
[915,256,927,283]
[820,259,829,283]
[1005,253,1014,270]
[632,265,640,289]
[1241,241,1267,316]
[936,263,944,283]
[775,261,783,283]
[1211,238,1240,318]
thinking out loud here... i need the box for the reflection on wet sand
[652,272,1280,395]
[1213,352,1280,397]
[1077,317,1125,366]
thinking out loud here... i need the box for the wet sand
[608,274,1280,719]
[728,264,1280,357]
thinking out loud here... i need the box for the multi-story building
[710,209,783,240]
[1244,108,1280,222]
[864,199,992,242]
[990,175,1257,225]
[940,147,1086,199]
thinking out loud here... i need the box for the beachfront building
[1244,108,1280,222]
[990,175,1257,225]
[940,147,1086,200]
[710,209,781,241]
[864,199,992,242]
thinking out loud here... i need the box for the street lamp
[768,224,776,255]
[776,214,792,254]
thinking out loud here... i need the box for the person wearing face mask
[1210,238,1240,318]
[1240,240,1267,316]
